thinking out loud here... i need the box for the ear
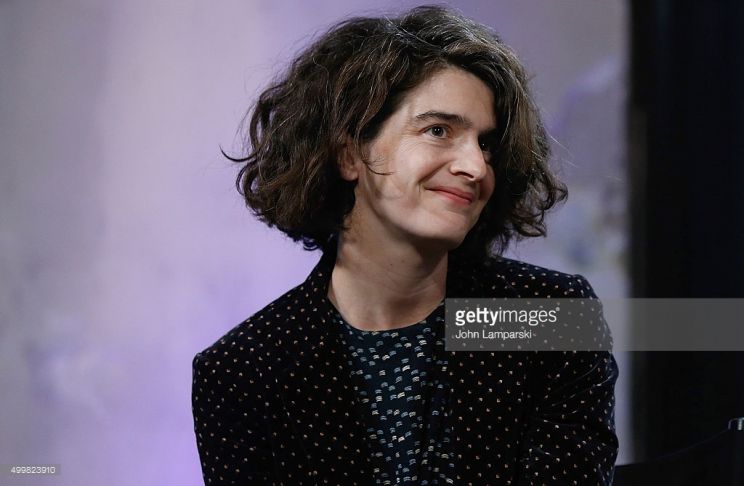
[337,141,361,182]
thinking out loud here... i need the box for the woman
[192,6,618,485]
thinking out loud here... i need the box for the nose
[449,137,489,181]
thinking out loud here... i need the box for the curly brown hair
[230,5,566,261]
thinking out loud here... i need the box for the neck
[327,230,448,331]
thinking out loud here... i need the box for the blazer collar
[273,249,377,481]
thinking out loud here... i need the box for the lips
[428,186,475,204]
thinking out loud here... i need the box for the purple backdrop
[0,1,629,484]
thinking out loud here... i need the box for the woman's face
[341,66,497,252]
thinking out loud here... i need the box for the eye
[426,125,447,138]
[478,135,498,154]
[478,137,499,165]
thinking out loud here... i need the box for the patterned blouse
[333,301,447,484]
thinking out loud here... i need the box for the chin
[411,226,469,252]
[398,213,476,251]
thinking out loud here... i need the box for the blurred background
[2,1,742,484]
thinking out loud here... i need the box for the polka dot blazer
[192,250,619,485]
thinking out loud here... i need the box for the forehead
[396,67,497,129]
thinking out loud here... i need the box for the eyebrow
[414,110,496,135]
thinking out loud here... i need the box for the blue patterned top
[333,301,449,485]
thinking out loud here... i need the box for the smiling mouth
[428,187,475,205]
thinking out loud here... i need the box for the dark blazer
[192,250,619,485]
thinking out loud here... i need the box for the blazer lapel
[273,251,376,483]
[419,257,525,480]
[275,332,376,482]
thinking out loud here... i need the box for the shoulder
[192,279,321,377]
[453,254,598,299]
[490,256,598,298]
